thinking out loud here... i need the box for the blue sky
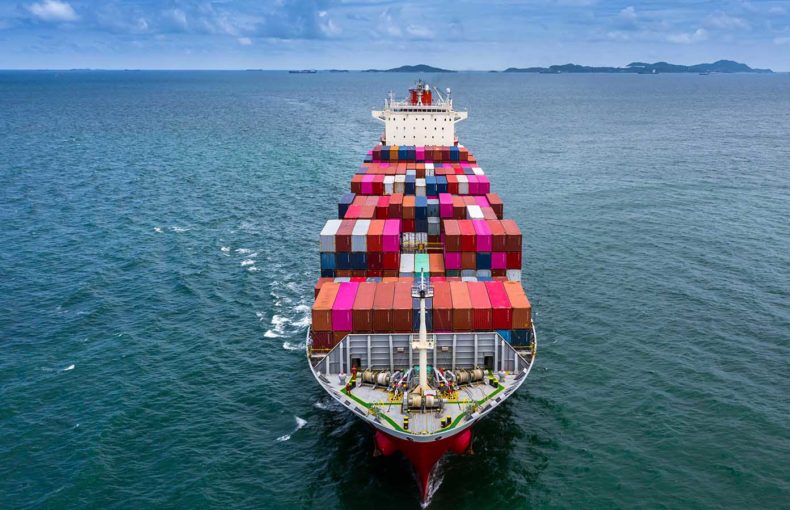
[1,1,788,70]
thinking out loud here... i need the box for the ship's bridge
[372,80,468,146]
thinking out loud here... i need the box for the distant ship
[308,80,537,504]
[289,69,317,74]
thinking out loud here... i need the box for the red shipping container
[506,251,522,269]
[344,205,360,219]
[376,196,389,219]
[350,175,363,194]
[311,331,333,350]
[312,282,340,331]
[449,282,473,331]
[402,219,416,233]
[461,252,476,270]
[503,282,532,329]
[443,219,460,251]
[367,252,383,270]
[501,220,522,252]
[446,175,459,195]
[482,207,498,220]
[467,281,492,331]
[332,331,348,347]
[484,281,513,330]
[359,205,375,219]
[372,282,396,332]
[367,270,382,277]
[335,220,355,252]
[452,196,466,219]
[382,252,400,270]
[373,175,385,195]
[388,193,403,218]
[392,282,413,332]
[433,147,443,161]
[486,193,503,218]
[432,281,453,331]
[352,282,376,331]
[368,219,385,251]
[458,220,476,252]
[489,220,506,251]
[403,195,416,219]
[350,277,366,282]
[442,147,451,161]
[314,277,334,298]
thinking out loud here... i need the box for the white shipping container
[476,270,492,278]
[506,269,522,282]
[425,163,435,177]
[416,178,426,197]
[320,219,342,252]
[384,175,395,195]
[406,169,416,176]
[461,276,478,282]
[472,167,484,176]
[399,253,415,273]
[457,174,469,195]
[334,277,351,282]
[394,175,406,194]
[460,270,476,278]
[351,219,370,252]
[466,205,484,219]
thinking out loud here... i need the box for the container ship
[308,81,537,504]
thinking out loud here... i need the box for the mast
[411,271,434,391]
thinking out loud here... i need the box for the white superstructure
[372,80,468,146]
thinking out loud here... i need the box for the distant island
[503,60,772,74]
[364,64,455,73]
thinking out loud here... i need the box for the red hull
[375,427,473,502]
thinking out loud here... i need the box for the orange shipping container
[392,282,413,332]
[429,253,445,275]
[432,281,453,331]
[312,282,340,332]
[449,281,473,331]
[352,282,376,332]
[314,277,334,298]
[503,282,532,328]
[372,282,396,332]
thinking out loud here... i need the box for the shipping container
[392,282,413,332]
[312,282,340,331]
[320,219,342,252]
[467,281,492,331]
[449,281,473,331]
[314,277,334,298]
[431,281,453,331]
[443,219,460,251]
[372,282,396,332]
[503,282,532,329]
[336,219,355,252]
[500,220,522,252]
[414,253,430,277]
[472,219,492,251]
[383,219,401,252]
[352,219,370,252]
[429,253,445,275]
[444,251,461,270]
[458,220,476,252]
[484,281,513,330]
[332,282,359,331]
[399,253,415,275]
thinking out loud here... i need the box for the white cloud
[768,7,786,15]
[774,36,790,45]
[406,24,434,39]
[667,28,708,44]
[27,0,78,22]
[619,6,637,22]
[705,12,750,30]
[237,37,252,45]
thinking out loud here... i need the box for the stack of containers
[311,282,340,349]
[442,219,522,279]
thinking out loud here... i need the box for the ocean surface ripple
[1,71,788,509]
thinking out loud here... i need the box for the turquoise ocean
[1,71,788,508]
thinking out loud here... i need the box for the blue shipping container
[336,252,352,270]
[320,252,336,270]
[436,176,448,194]
[475,252,492,269]
[350,252,367,270]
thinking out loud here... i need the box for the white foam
[62,364,75,372]
[264,330,283,338]
[282,341,305,351]
[276,416,307,442]
[154,227,163,233]
[220,246,230,253]
[246,266,260,272]
[240,259,255,267]
[235,248,253,254]
[171,226,189,233]
[256,311,266,322]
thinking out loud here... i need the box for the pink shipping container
[477,175,491,194]
[416,147,425,160]
[467,175,479,195]
[444,252,461,270]
[484,281,513,330]
[492,252,507,269]
[473,220,492,251]
[439,193,454,218]
[331,282,359,331]
[362,175,374,195]
[474,196,490,209]
[383,219,401,252]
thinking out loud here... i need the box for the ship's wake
[420,459,447,509]
[276,416,308,442]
